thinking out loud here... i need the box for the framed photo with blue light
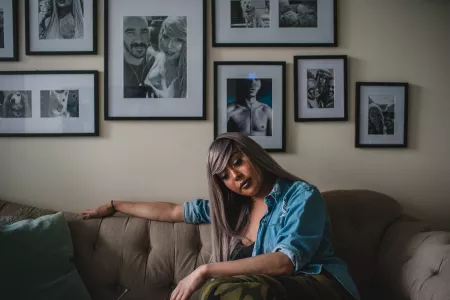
[214,61,286,152]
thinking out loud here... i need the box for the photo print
[230,0,270,28]
[40,90,80,118]
[0,8,4,48]
[307,68,334,109]
[279,0,318,28]
[0,91,32,118]
[38,0,84,40]
[368,95,395,135]
[123,15,187,99]
[227,78,273,136]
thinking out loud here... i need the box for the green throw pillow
[0,212,92,300]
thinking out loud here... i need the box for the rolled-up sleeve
[272,184,326,274]
[183,199,211,224]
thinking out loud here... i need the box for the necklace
[126,61,146,87]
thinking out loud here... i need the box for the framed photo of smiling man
[104,0,207,120]
[214,61,286,152]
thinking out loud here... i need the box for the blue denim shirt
[183,178,360,300]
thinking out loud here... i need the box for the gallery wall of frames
[0,0,408,150]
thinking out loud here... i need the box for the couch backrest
[0,189,403,300]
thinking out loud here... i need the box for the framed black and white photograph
[25,0,97,55]
[294,55,347,121]
[214,61,286,152]
[0,71,99,137]
[212,0,337,47]
[355,82,409,148]
[0,0,18,61]
[104,0,206,120]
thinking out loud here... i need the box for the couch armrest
[378,218,450,300]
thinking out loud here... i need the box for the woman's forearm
[202,252,294,279]
[112,201,184,222]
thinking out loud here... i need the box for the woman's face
[160,29,183,61]
[218,151,263,198]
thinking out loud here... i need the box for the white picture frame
[0,71,99,137]
[104,0,207,120]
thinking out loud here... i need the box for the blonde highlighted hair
[206,132,306,263]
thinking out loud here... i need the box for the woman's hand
[170,265,208,300]
[81,202,115,220]
[147,76,177,98]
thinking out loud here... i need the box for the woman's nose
[229,169,243,181]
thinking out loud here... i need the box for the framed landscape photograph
[355,82,409,148]
[214,61,286,152]
[212,0,337,47]
[294,55,347,121]
[0,0,18,61]
[0,71,99,137]
[25,0,97,55]
[104,0,207,120]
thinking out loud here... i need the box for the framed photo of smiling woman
[104,0,207,120]
[25,0,97,55]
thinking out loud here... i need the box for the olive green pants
[199,271,355,300]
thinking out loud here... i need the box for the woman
[81,133,360,300]
[144,16,187,98]
[39,0,84,40]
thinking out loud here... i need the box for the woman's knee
[200,277,273,300]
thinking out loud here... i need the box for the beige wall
[1,0,449,229]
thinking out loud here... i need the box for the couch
[1,189,449,300]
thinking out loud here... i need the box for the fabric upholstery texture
[0,212,92,300]
[0,189,449,300]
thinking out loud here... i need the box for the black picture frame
[294,55,348,122]
[212,0,337,47]
[355,82,409,148]
[0,0,19,61]
[214,61,286,152]
[104,0,207,120]
[25,0,98,55]
[0,70,99,137]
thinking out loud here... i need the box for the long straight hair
[206,133,307,263]
[45,0,84,40]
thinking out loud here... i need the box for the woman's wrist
[197,264,210,280]
[110,200,117,213]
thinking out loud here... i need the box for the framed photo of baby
[294,55,348,122]
[0,71,99,137]
[25,0,97,55]
[104,0,207,120]
[0,0,18,61]
[214,61,286,152]
[212,0,336,47]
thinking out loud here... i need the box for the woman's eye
[221,174,229,181]
[233,158,242,167]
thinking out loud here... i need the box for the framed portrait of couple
[25,0,98,55]
[104,0,207,120]
[214,61,286,152]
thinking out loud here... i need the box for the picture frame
[0,0,18,61]
[294,55,348,122]
[0,70,99,137]
[212,0,337,47]
[25,0,98,55]
[355,82,409,148]
[104,0,207,120]
[214,61,286,152]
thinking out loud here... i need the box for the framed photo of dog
[25,0,98,55]
[0,0,19,61]
[355,82,409,148]
[104,0,207,120]
[0,71,99,137]
[212,0,337,47]
[214,61,286,152]
[294,55,348,122]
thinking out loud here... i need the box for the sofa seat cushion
[0,212,92,300]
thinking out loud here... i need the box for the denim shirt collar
[266,177,288,203]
